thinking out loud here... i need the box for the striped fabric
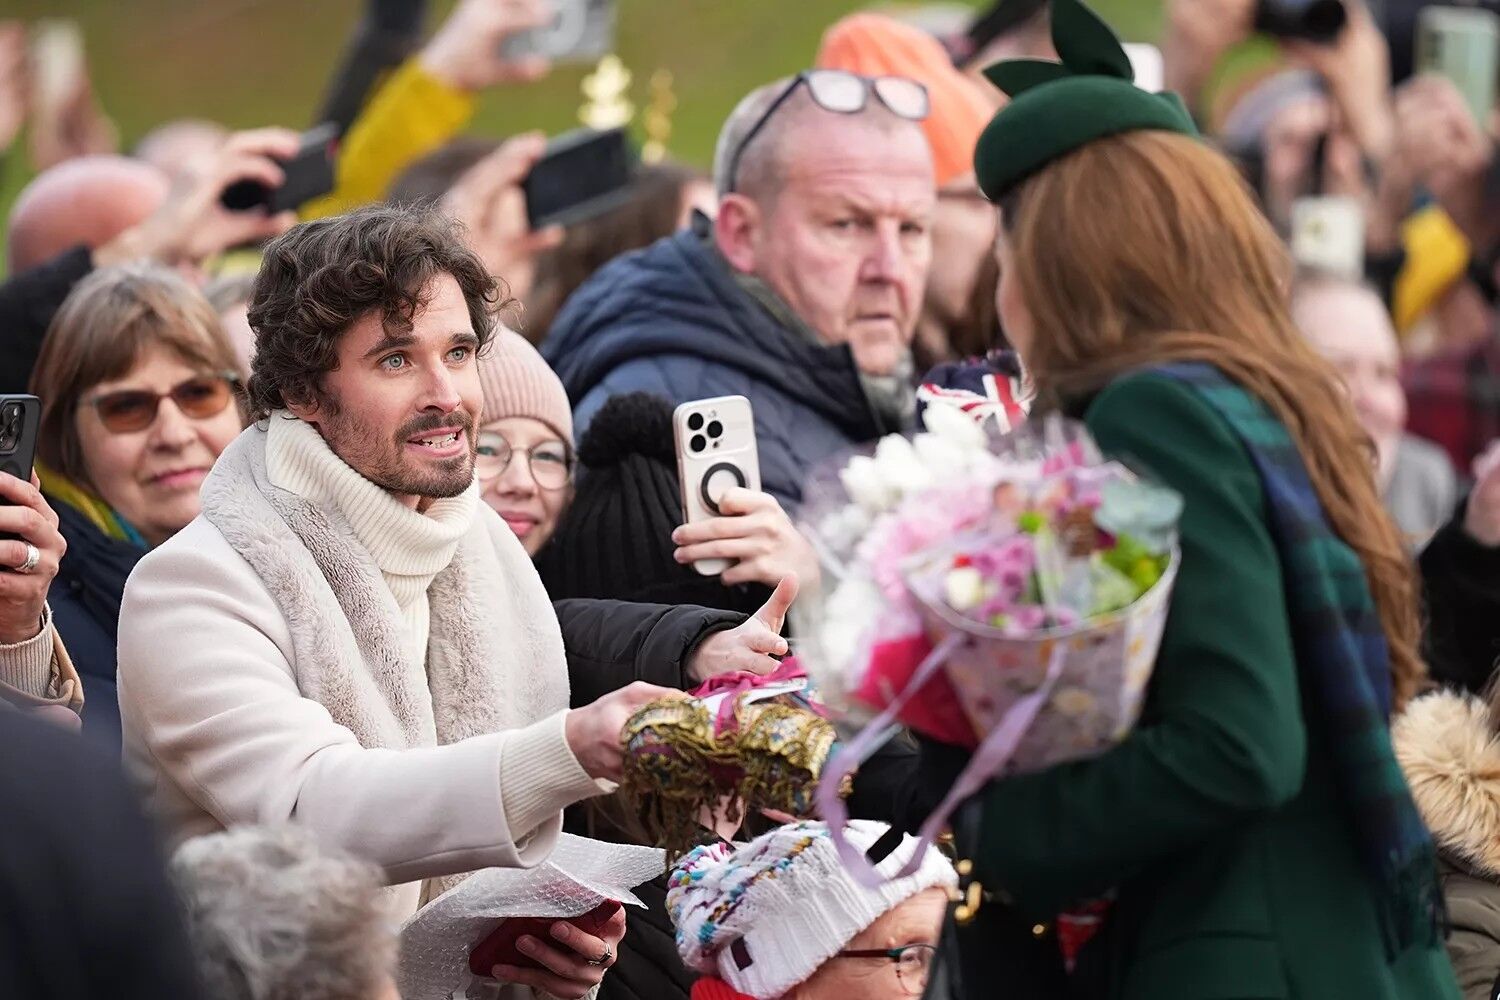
[1156,362,1442,953]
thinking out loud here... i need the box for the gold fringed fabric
[619,692,851,860]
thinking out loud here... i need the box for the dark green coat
[973,372,1460,999]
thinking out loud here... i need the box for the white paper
[398,835,666,1000]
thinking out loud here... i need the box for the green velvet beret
[974,0,1199,201]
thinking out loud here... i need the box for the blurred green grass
[1,0,1164,261]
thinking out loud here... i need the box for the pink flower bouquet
[793,411,1182,882]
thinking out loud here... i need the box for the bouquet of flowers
[792,408,1182,881]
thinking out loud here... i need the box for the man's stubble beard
[317,405,478,500]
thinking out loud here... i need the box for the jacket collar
[547,215,904,441]
[1393,689,1500,879]
[689,211,913,434]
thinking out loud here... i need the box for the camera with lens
[0,401,23,455]
[1255,0,1347,42]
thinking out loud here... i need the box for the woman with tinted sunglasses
[27,263,245,752]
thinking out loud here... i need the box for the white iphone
[673,395,761,577]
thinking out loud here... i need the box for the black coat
[1420,496,1500,693]
[542,216,897,507]
[0,246,93,394]
[45,497,147,754]
[0,712,203,999]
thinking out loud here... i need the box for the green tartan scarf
[1156,362,1442,954]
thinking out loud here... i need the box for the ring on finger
[14,542,38,574]
[586,945,613,968]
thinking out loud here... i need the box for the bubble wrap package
[398,835,666,999]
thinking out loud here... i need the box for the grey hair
[713,78,797,198]
[170,826,395,1000]
[711,75,923,200]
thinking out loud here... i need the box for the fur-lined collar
[1393,689,1500,878]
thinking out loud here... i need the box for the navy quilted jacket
[541,219,894,507]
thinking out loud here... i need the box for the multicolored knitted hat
[666,820,957,1000]
[973,0,1197,200]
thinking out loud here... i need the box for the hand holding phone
[220,122,338,213]
[500,0,616,64]
[441,132,565,300]
[0,395,65,646]
[673,396,762,578]
[1417,6,1500,129]
[524,126,636,229]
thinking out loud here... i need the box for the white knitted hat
[666,821,957,999]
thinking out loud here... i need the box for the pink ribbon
[817,638,1067,887]
[689,658,812,735]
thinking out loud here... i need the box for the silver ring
[15,543,39,574]
[586,945,613,968]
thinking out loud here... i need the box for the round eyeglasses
[475,433,574,491]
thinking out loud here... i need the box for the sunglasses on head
[83,373,240,434]
[724,69,931,194]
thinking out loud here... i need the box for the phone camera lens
[687,413,704,431]
[0,403,19,454]
[690,434,706,453]
[706,420,723,439]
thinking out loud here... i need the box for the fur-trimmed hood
[1394,689,1500,879]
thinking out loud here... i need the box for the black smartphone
[0,395,41,550]
[523,126,636,230]
[220,122,339,214]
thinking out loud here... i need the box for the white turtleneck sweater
[266,415,475,669]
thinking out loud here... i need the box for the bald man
[0,130,299,393]
[7,155,170,274]
[543,74,937,508]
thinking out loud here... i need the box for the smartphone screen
[1417,6,1500,127]
[523,127,635,229]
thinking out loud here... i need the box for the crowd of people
[9,0,1500,996]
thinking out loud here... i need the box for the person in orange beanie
[817,13,1002,366]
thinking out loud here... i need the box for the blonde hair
[1001,129,1424,710]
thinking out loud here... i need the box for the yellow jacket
[214,60,475,276]
[302,59,476,219]
[1394,206,1471,335]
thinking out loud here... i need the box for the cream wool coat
[1395,690,1500,1000]
[117,422,604,918]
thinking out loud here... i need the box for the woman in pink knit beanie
[476,327,576,555]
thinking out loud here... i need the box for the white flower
[840,454,897,513]
[923,400,988,451]
[872,434,929,496]
[944,566,985,610]
[912,429,970,476]
[821,577,886,680]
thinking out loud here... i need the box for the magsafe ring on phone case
[674,395,762,576]
[699,461,747,515]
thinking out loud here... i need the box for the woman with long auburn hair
[945,0,1461,996]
